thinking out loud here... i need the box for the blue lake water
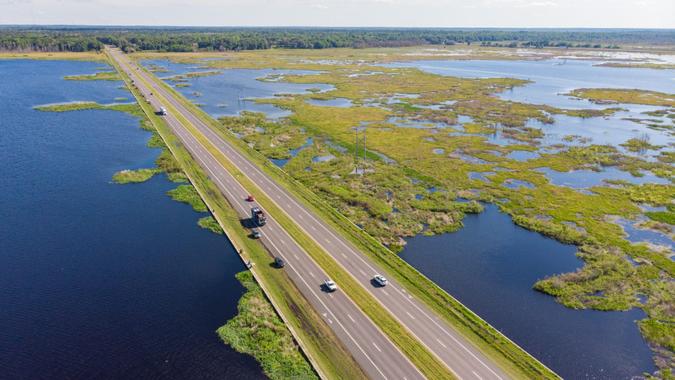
[538,166,670,189]
[399,205,655,379]
[386,59,675,108]
[0,60,265,379]
[142,60,333,119]
[149,57,664,378]
[306,97,353,108]
[387,59,675,159]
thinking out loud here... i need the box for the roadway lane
[109,47,425,380]
[121,48,516,380]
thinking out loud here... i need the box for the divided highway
[109,47,519,380]
[109,47,424,380]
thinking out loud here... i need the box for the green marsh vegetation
[152,48,675,375]
[197,216,224,234]
[217,271,318,380]
[109,54,369,379]
[64,71,120,81]
[112,168,158,184]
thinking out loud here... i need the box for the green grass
[138,65,457,380]
[64,71,120,81]
[107,50,368,380]
[112,168,158,184]
[646,211,675,225]
[197,216,224,234]
[167,184,208,212]
[139,59,560,379]
[34,101,103,112]
[217,271,318,380]
[568,88,675,107]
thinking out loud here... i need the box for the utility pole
[352,125,366,175]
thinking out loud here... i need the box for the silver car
[373,274,388,287]
[324,279,337,292]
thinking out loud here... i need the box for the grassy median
[106,50,368,380]
[124,52,458,379]
[135,55,560,379]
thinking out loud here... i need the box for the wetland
[137,47,674,378]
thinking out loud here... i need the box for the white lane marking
[372,342,382,353]
[406,312,416,320]
[325,239,331,244]
[341,253,348,259]
[472,371,484,380]
[309,271,316,279]
[381,290,390,297]
[436,338,448,349]
[293,254,299,260]
[347,314,356,323]
[279,239,285,245]
[358,269,367,277]
[125,62,421,380]
[189,122,504,378]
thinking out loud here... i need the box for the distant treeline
[1,27,673,52]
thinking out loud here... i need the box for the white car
[373,274,388,287]
[324,279,337,292]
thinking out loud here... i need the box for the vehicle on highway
[274,256,285,268]
[373,274,388,287]
[251,228,261,239]
[157,107,167,116]
[245,194,255,202]
[251,207,267,226]
[323,279,337,292]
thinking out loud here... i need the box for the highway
[109,46,514,380]
[109,47,425,380]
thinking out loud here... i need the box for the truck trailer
[251,207,267,226]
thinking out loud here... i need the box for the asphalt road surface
[108,46,522,380]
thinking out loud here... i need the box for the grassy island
[217,271,318,380]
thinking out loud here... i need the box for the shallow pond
[305,97,353,108]
[387,59,675,108]
[616,218,674,252]
[150,56,665,378]
[399,204,655,379]
[389,59,674,159]
[0,60,265,379]
[269,137,314,167]
[142,60,333,119]
[538,166,669,188]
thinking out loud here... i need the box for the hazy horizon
[2,0,674,29]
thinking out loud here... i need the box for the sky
[1,0,674,28]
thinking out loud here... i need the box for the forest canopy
[1,26,673,52]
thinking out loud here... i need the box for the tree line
[0,27,673,53]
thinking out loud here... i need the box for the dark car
[274,256,285,268]
[251,228,261,239]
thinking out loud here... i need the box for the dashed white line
[308,271,316,279]
[347,314,356,323]
[472,371,484,380]
[372,342,382,353]
[406,311,416,320]
[436,338,448,349]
